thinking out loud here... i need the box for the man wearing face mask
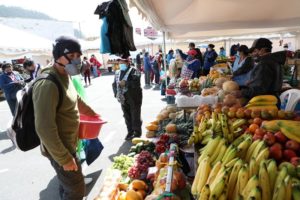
[32,36,98,200]
[112,58,142,140]
[203,44,218,75]
[236,38,285,106]
[0,63,24,115]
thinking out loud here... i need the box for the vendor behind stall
[186,49,201,78]
[232,45,255,86]
[203,44,218,75]
[236,38,285,106]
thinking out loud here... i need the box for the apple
[290,157,300,166]
[253,133,264,141]
[269,143,283,161]
[251,110,261,119]
[285,140,300,151]
[263,132,276,146]
[236,110,245,118]
[274,131,287,144]
[253,118,263,126]
[255,128,266,136]
[244,109,252,118]
[283,149,297,161]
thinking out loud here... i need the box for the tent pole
[163,31,167,97]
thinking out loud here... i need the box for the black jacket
[241,52,286,99]
[94,0,136,57]
[233,56,254,77]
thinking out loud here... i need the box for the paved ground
[0,72,165,200]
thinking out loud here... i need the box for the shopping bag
[180,64,194,79]
[84,138,104,165]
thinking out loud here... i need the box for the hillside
[0,5,54,20]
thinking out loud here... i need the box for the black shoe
[134,132,142,137]
[125,134,134,141]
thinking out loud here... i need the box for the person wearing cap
[112,58,142,140]
[0,63,24,115]
[236,38,285,106]
[232,45,254,86]
[23,59,41,83]
[186,49,202,78]
[32,36,98,200]
[203,44,218,75]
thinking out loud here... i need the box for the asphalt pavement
[0,72,165,200]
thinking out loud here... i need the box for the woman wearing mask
[203,44,218,75]
[232,45,255,86]
[0,63,24,115]
[112,59,142,140]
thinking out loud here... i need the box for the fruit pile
[192,135,300,200]
[188,78,200,92]
[112,154,134,177]
[155,134,179,154]
[128,151,155,179]
[116,179,148,200]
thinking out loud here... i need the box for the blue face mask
[120,64,128,71]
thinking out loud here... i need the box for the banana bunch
[188,112,247,145]
[245,95,278,111]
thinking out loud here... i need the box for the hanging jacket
[100,17,111,54]
[241,52,285,100]
[203,50,218,70]
[94,0,136,57]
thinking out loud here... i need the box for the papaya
[131,180,148,190]
[145,124,158,131]
[248,95,278,104]
[126,190,142,200]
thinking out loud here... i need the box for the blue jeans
[6,98,17,116]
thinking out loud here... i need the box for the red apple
[269,143,283,161]
[274,131,287,144]
[251,110,261,119]
[236,110,245,118]
[263,132,276,146]
[244,109,252,118]
[285,140,300,151]
[290,157,300,166]
[283,149,297,161]
[253,133,264,141]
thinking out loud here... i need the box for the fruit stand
[94,69,300,199]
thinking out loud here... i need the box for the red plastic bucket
[78,115,107,139]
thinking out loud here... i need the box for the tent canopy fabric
[0,24,52,51]
[129,0,300,39]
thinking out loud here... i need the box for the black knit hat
[251,38,272,50]
[238,45,249,55]
[52,36,82,60]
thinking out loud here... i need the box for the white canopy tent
[129,0,300,40]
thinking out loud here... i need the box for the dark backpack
[9,73,63,151]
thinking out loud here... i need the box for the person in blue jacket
[186,49,201,78]
[203,44,218,75]
[143,52,152,88]
[0,63,24,115]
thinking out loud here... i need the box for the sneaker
[84,177,93,185]
[125,133,134,141]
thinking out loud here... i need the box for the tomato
[249,124,259,133]
[253,118,263,126]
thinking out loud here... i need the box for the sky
[0,0,150,37]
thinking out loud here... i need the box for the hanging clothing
[94,0,136,57]
[100,17,111,54]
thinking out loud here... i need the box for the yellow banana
[197,157,212,194]
[199,117,208,133]
[225,157,239,168]
[232,133,252,147]
[267,159,278,194]
[274,166,288,193]
[210,166,226,190]
[192,157,204,195]
[234,165,249,199]
[245,140,260,162]
[220,114,229,141]
[248,95,278,104]
[209,178,226,200]
[236,137,252,159]
[227,159,244,200]
[251,140,266,160]
[210,138,226,164]
[249,157,259,177]
[212,144,227,166]
[259,162,271,200]
[206,161,223,186]
[199,184,210,200]
[272,181,286,200]
[246,186,262,200]
[222,147,238,165]
[255,147,270,165]
[242,175,259,198]
[284,175,292,200]
[217,192,227,200]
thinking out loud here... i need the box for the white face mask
[64,58,82,76]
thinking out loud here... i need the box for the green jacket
[33,66,96,166]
